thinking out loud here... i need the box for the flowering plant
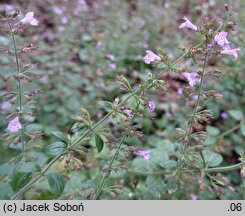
[0,1,244,200]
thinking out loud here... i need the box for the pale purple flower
[123,109,134,118]
[5,4,14,12]
[190,194,197,200]
[107,54,115,61]
[148,99,155,112]
[221,48,240,61]
[54,7,63,15]
[166,111,173,118]
[143,43,148,49]
[181,72,199,87]
[108,63,117,70]
[133,149,151,161]
[221,112,228,120]
[177,88,183,95]
[7,116,22,133]
[143,50,161,64]
[61,17,68,25]
[192,95,198,100]
[20,12,39,26]
[212,31,231,50]
[132,70,139,77]
[179,17,197,31]
[0,101,11,110]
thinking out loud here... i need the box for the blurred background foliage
[0,0,244,199]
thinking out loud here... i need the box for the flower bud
[224,3,229,12]
[12,10,20,18]
[241,167,245,178]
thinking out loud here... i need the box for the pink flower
[213,92,223,99]
[213,31,230,49]
[177,88,183,95]
[20,12,39,26]
[220,48,240,61]
[143,50,161,64]
[190,194,197,200]
[0,101,11,110]
[181,72,199,87]
[221,112,228,120]
[5,4,14,12]
[123,109,134,118]
[107,54,115,61]
[179,17,197,31]
[61,17,68,25]
[133,149,151,161]
[54,7,64,15]
[7,116,22,133]
[148,99,155,112]
[108,63,117,70]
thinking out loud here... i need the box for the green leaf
[94,134,104,153]
[18,162,40,173]
[9,169,32,192]
[0,183,13,199]
[26,124,43,132]
[146,176,165,198]
[202,150,223,167]
[98,101,112,111]
[47,141,67,156]
[228,110,243,121]
[206,126,220,136]
[47,173,66,196]
[240,124,245,137]
[159,160,178,169]
[52,131,69,143]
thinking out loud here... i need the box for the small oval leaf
[52,131,69,143]
[202,150,223,167]
[47,172,66,196]
[47,141,67,156]
[228,110,243,121]
[9,168,32,192]
[94,134,104,153]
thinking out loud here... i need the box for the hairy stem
[218,119,245,138]
[128,162,245,176]
[186,38,209,145]
[93,135,126,200]
[7,19,25,160]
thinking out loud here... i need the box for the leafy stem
[128,161,245,176]
[7,18,25,160]
[10,42,203,200]
[186,35,209,146]
[92,134,127,200]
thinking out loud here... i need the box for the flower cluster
[210,31,240,60]
[181,72,199,87]
[20,11,39,26]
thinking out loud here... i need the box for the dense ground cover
[0,0,244,200]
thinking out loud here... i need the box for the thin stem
[7,19,25,160]
[128,162,245,176]
[10,42,201,199]
[186,37,209,145]
[218,120,245,138]
[93,135,127,200]
[205,162,244,173]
